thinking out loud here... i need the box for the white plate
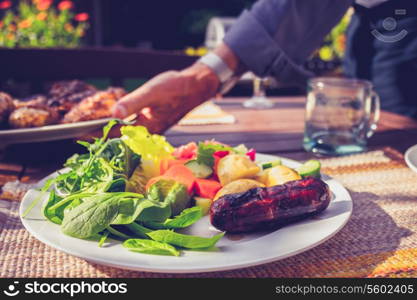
[19,153,352,274]
[0,118,113,146]
[405,144,417,174]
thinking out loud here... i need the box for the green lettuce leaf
[121,125,174,178]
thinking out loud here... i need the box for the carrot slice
[163,164,196,194]
[195,178,222,200]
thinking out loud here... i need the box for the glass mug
[303,77,380,156]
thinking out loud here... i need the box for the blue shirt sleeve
[224,0,353,85]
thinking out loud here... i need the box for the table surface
[2,96,417,278]
[1,96,417,187]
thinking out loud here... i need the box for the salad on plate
[22,120,329,257]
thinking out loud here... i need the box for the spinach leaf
[98,231,110,247]
[123,239,180,256]
[125,222,152,239]
[147,230,224,249]
[136,200,172,223]
[107,225,131,240]
[144,207,202,229]
[111,195,146,224]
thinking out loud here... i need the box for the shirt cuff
[224,10,313,86]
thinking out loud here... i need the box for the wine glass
[243,74,274,109]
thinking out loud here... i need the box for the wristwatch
[198,52,240,95]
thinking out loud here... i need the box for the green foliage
[318,9,352,61]
[0,0,89,48]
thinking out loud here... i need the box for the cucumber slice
[261,159,282,170]
[185,160,213,178]
[194,197,212,216]
[297,160,321,178]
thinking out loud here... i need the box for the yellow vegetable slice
[266,165,301,187]
[194,197,212,215]
[255,169,270,186]
[217,154,261,186]
[214,179,265,201]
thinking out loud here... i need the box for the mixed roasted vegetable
[23,120,322,256]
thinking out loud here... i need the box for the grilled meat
[13,95,48,109]
[210,177,331,233]
[47,80,97,114]
[62,87,126,123]
[0,92,14,124]
[8,107,60,128]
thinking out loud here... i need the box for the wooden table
[1,96,417,189]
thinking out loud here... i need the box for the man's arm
[224,0,353,85]
[113,0,352,133]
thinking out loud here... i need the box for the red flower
[58,0,73,11]
[36,0,52,11]
[74,12,89,22]
[0,1,12,9]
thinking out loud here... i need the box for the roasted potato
[214,179,265,201]
[216,154,261,186]
[263,165,301,187]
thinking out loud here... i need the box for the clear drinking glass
[243,74,274,109]
[303,77,380,156]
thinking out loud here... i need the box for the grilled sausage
[210,177,331,233]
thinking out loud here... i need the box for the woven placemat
[1,147,417,278]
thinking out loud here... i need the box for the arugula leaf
[100,138,140,179]
[22,177,55,218]
[43,189,66,225]
[123,239,180,256]
[144,206,203,229]
[147,230,224,249]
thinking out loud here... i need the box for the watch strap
[198,53,234,83]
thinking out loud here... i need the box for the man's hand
[112,63,220,134]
